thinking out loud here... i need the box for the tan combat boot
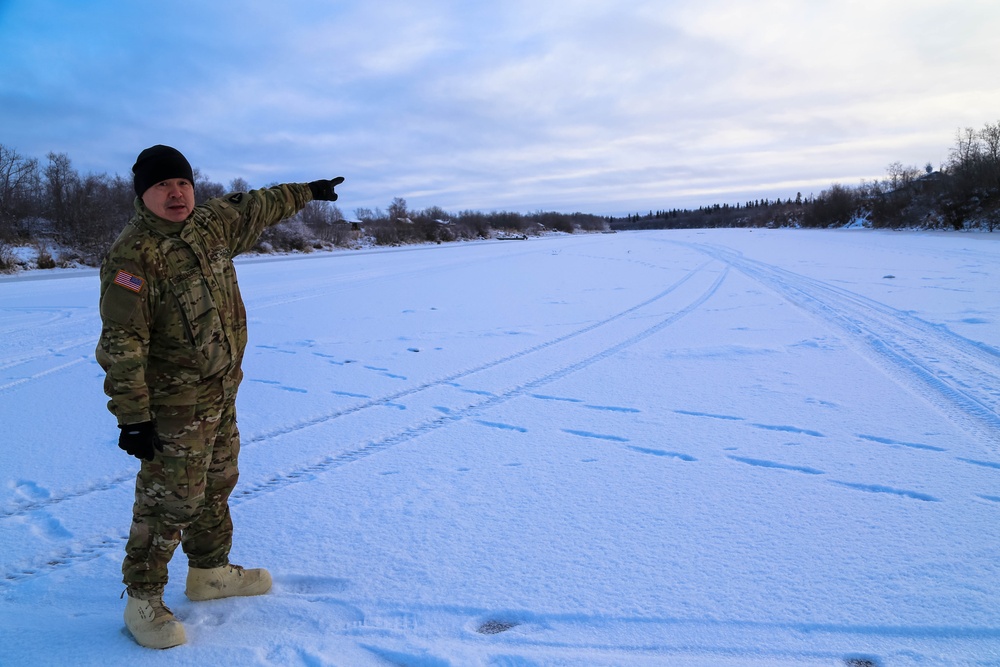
[185,564,272,601]
[123,594,186,649]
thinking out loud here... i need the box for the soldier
[96,145,343,649]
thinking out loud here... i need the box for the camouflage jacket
[96,184,313,425]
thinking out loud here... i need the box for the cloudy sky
[2,0,998,216]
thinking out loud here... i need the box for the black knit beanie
[132,145,194,197]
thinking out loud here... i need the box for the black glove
[118,421,163,462]
[308,177,345,201]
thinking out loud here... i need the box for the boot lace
[147,597,175,620]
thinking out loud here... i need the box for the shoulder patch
[228,193,244,204]
[113,269,145,293]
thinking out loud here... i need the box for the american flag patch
[113,269,145,293]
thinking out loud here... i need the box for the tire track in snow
[0,321,98,394]
[240,259,715,447]
[0,263,726,587]
[230,267,726,503]
[0,336,96,374]
[5,256,704,521]
[0,354,91,392]
[685,241,1000,452]
[1,262,708,520]
[0,306,81,338]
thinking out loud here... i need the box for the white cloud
[1,0,999,214]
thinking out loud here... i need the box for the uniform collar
[132,197,190,237]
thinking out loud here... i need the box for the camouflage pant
[123,388,240,596]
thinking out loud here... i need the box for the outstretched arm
[206,178,345,256]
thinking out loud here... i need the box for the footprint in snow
[750,423,825,437]
[331,390,370,399]
[584,404,641,413]
[249,378,308,393]
[628,446,696,461]
[959,458,1000,469]
[857,434,945,452]
[363,364,407,380]
[530,393,583,403]
[728,456,824,475]
[563,429,629,443]
[255,344,295,355]
[461,388,495,397]
[475,420,528,433]
[674,409,744,421]
[830,480,939,502]
[15,480,50,501]
[29,513,73,540]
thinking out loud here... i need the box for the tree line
[611,121,1000,233]
[1,121,998,272]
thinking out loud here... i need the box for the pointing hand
[308,177,345,201]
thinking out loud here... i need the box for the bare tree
[229,177,252,193]
[980,121,1000,188]
[36,153,134,261]
[388,197,408,222]
[886,161,921,190]
[44,152,77,238]
[299,201,351,246]
[0,144,41,238]
[193,169,225,203]
[980,122,1000,162]
[420,206,450,223]
[949,127,981,172]
[453,210,490,239]
[78,172,135,260]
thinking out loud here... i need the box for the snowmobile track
[684,241,1000,452]
[232,266,726,504]
[241,259,715,447]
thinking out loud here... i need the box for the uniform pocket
[100,287,140,326]
[142,453,209,524]
[167,269,230,377]
[154,404,200,454]
[169,269,216,341]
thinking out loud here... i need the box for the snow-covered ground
[1,229,999,667]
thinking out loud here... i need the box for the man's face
[141,178,195,223]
